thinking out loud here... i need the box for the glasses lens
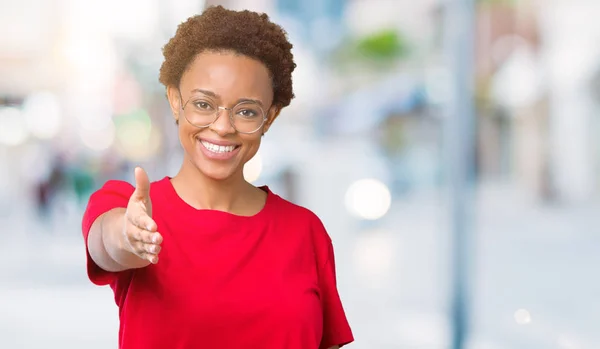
[184,97,218,127]
[232,102,265,133]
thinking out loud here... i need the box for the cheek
[177,126,187,146]
[177,124,198,154]
[241,136,262,161]
[178,122,194,139]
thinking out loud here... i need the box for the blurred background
[1,0,600,348]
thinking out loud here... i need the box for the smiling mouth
[199,140,240,154]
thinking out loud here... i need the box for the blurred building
[474,0,600,203]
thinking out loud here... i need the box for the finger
[129,239,148,256]
[130,214,157,232]
[149,232,163,244]
[136,249,159,264]
[130,227,162,245]
[133,248,158,264]
[123,223,142,244]
[140,230,162,245]
[145,253,159,264]
[142,243,162,255]
[126,210,154,230]
[128,241,158,263]
[133,167,150,200]
[125,225,146,243]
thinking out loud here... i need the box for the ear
[166,86,182,123]
[262,105,281,134]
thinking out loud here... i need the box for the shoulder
[88,180,133,203]
[89,177,168,203]
[268,189,332,246]
[95,177,168,194]
[99,179,134,192]
[268,189,338,271]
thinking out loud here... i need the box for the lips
[200,140,237,154]
[195,137,241,160]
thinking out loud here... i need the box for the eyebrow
[190,89,264,107]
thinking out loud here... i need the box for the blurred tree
[330,29,410,73]
[355,30,407,61]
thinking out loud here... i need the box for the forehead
[180,51,273,103]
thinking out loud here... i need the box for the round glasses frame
[179,94,268,135]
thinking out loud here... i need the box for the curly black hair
[159,6,296,109]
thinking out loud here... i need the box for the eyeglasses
[179,93,267,134]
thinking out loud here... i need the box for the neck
[172,160,254,212]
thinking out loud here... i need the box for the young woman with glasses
[82,6,353,349]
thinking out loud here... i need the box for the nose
[209,107,236,136]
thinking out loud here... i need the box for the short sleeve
[319,238,354,349]
[82,180,134,286]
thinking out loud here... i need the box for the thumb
[133,167,150,200]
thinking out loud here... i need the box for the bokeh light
[345,178,392,220]
[79,120,116,152]
[0,107,28,146]
[22,92,62,140]
[114,109,160,161]
[514,309,532,325]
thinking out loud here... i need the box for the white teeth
[200,140,236,154]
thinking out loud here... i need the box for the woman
[83,6,353,349]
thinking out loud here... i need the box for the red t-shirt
[82,177,354,349]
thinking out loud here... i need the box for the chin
[189,152,243,183]
[197,163,240,182]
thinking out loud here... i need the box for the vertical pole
[444,0,476,348]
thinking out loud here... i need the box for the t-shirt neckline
[159,176,274,220]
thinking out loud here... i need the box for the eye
[193,101,213,110]
[237,109,258,118]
